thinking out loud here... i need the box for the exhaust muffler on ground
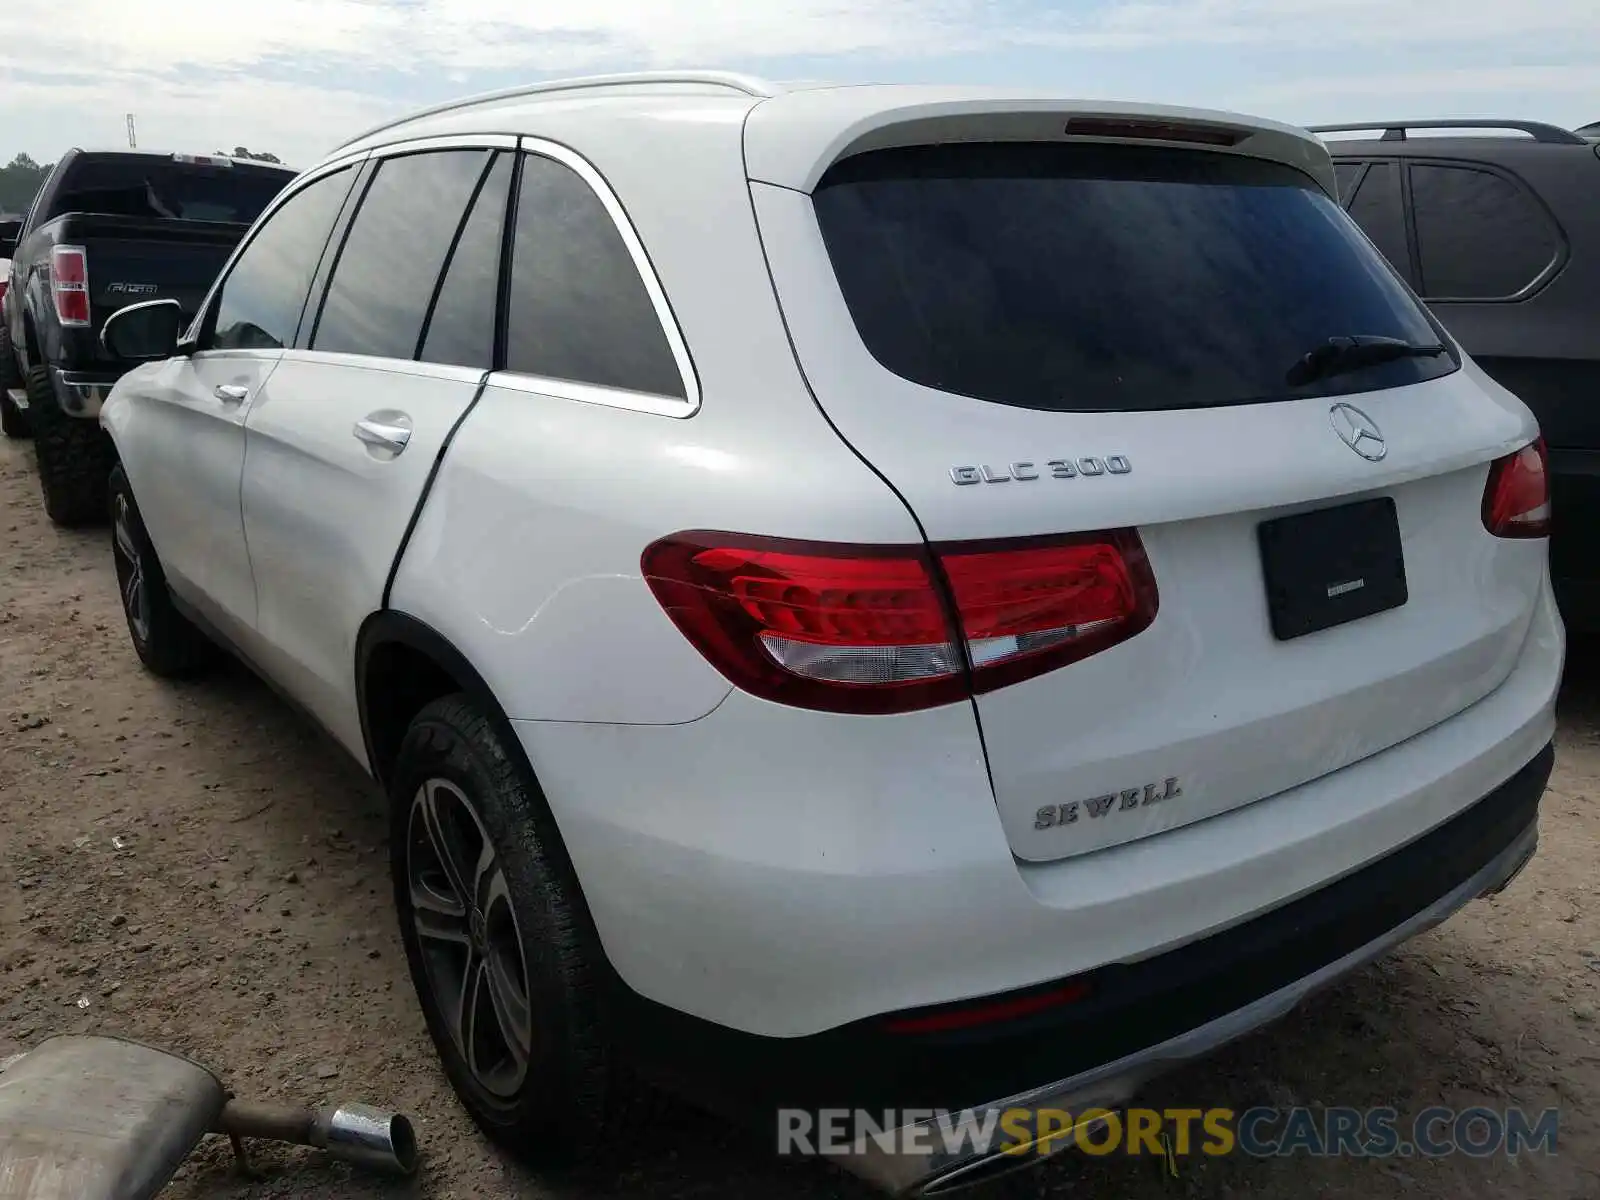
[0,1034,418,1200]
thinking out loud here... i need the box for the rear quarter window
[1408,163,1561,300]
[812,142,1456,413]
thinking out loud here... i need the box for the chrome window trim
[277,347,488,386]
[484,369,695,418]
[366,133,522,157]
[508,135,701,418]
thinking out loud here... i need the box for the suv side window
[312,150,493,360]
[1334,161,1365,203]
[504,152,685,399]
[208,166,357,352]
[419,153,513,370]
[1344,161,1414,287]
[1409,163,1560,300]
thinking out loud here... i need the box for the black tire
[108,464,213,678]
[29,364,115,526]
[0,328,27,439]
[391,694,644,1165]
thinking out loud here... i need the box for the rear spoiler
[742,89,1337,197]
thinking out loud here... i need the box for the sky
[1,0,1596,168]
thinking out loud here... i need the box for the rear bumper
[517,577,1562,1041]
[605,742,1550,1194]
[850,788,1542,1193]
[50,369,121,418]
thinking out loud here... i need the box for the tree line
[0,147,283,217]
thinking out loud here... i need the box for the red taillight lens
[642,530,1158,714]
[882,980,1092,1035]
[1482,438,1551,538]
[51,245,90,327]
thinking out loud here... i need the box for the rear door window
[1408,163,1561,300]
[312,149,494,361]
[419,153,512,371]
[1345,161,1414,286]
[812,142,1455,414]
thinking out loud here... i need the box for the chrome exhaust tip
[216,1098,420,1177]
[313,1104,420,1176]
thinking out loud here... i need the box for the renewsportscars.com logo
[777,1105,1560,1160]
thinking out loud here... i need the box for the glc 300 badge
[951,457,1131,485]
[1034,777,1182,829]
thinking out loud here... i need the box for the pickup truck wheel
[390,695,649,1165]
[29,365,115,526]
[0,330,27,438]
[108,464,213,678]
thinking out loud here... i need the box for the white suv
[97,73,1561,1192]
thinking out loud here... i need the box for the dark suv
[1315,119,1600,629]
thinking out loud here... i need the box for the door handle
[353,417,412,453]
[214,384,249,403]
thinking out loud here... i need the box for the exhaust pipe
[216,1099,419,1176]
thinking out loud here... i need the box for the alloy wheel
[112,493,151,644]
[407,777,534,1098]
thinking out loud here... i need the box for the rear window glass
[813,143,1456,413]
[48,157,292,226]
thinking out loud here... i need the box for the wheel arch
[356,610,521,792]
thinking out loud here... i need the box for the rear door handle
[353,417,412,453]
[214,384,249,403]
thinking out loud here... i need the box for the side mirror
[102,299,185,362]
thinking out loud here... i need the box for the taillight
[641,530,1158,714]
[1482,438,1551,538]
[51,245,90,327]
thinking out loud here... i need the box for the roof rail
[1306,119,1587,146]
[335,71,780,151]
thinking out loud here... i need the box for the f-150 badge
[1035,777,1181,829]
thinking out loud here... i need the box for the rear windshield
[812,143,1457,412]
[47,157,293,226]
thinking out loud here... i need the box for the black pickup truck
[0,149,295,524]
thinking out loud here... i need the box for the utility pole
[126,113,137,149]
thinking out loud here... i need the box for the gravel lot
[1,431,1597,1200]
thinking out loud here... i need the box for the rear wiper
[1286,335,1448,387]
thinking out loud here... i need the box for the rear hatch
[748,99,1547,863]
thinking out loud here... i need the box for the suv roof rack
[1307,119,1587,145]
[335,71,783,152]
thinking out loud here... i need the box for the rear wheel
[108,464,212,678]
[0,328,27,439]
[390,694,644,1164]
[30,365,115,526]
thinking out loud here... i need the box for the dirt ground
[1,430,1597,1200]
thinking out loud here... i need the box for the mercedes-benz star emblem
[1329,402,1387,462]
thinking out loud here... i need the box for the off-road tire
[0,327,27,438]
[29,364,115,526]
[390,694,653,1166]
[108,464,213,678]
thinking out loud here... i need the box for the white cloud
[0,0,1596,165]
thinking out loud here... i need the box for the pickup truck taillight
[50,245,91,327]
